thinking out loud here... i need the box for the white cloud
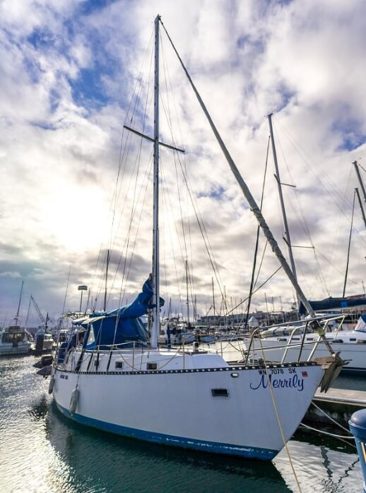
[0,0,365,323]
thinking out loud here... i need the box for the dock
[305,387,366,426]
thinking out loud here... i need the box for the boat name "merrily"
[249,373,304,392]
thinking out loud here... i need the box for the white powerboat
[0,325,33,356]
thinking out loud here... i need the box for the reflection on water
[0,357,362,493]
[333,372,366,391]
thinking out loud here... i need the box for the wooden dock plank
[314,387,366,407]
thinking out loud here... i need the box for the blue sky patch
[79,0,118,16]
[69,65,112,109]
[276,85,296,112]
[30,121,57,131]
[338,132,366,151]
[332,116,366,151]
[27,27,54,50]
[198,185,226,201]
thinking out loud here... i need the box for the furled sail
[82,275,164,349]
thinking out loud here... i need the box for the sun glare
[43,182,110,253]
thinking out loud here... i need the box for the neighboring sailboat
[244,312,366,373]
[50,16,341,460]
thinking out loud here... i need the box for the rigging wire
[88,32,155,310]
[160,34,201,320]
[275,120,366,297]
[243,135,270,327]
[159,44,190,312]
[277,120,366,249]
[225,266,282,316]
[275,124,330,296]
[159,33,229,317]
[358,161,366,174]
[115,44,155,300]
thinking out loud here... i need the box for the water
[333,372,366,391]
[0,357,362,493]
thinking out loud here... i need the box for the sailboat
[50,16,342,460]
[244,132,366,372]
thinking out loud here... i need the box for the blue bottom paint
[55,402,277,461]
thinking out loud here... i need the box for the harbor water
[0,357,362,492]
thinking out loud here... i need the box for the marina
[0,2,365,493]
[43,14,346,465]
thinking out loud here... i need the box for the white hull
[0,341,32,356]
[53,348,323,460]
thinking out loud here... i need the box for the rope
[258,338,303,493]
[310,401,351,433]
[225,266,282,316]
[299,423,356,448]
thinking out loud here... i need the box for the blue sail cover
[299,295,366,315]
[82,276,164,349]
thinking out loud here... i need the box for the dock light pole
[78,285,88,313]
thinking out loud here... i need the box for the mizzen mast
[268,114,297,283]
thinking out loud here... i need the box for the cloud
[0,0,365,324]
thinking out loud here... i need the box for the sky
[0,0,365,326]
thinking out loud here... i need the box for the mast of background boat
[343,189,356,297]
[160,19,317,320]
[103,249,110,312]
[267,114,298,302]
[14,280,24,326]
[151,15,161,349]
[185,259,190,327]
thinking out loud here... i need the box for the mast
[185,259,190,326]
[151,15,161,349]
[268,114,298,284]
[14,280,24,325]
[123,17,183,348]
[161,21,316,318]
[343,189,356,298]
[353,161,366,203]
[103,249,110,312]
